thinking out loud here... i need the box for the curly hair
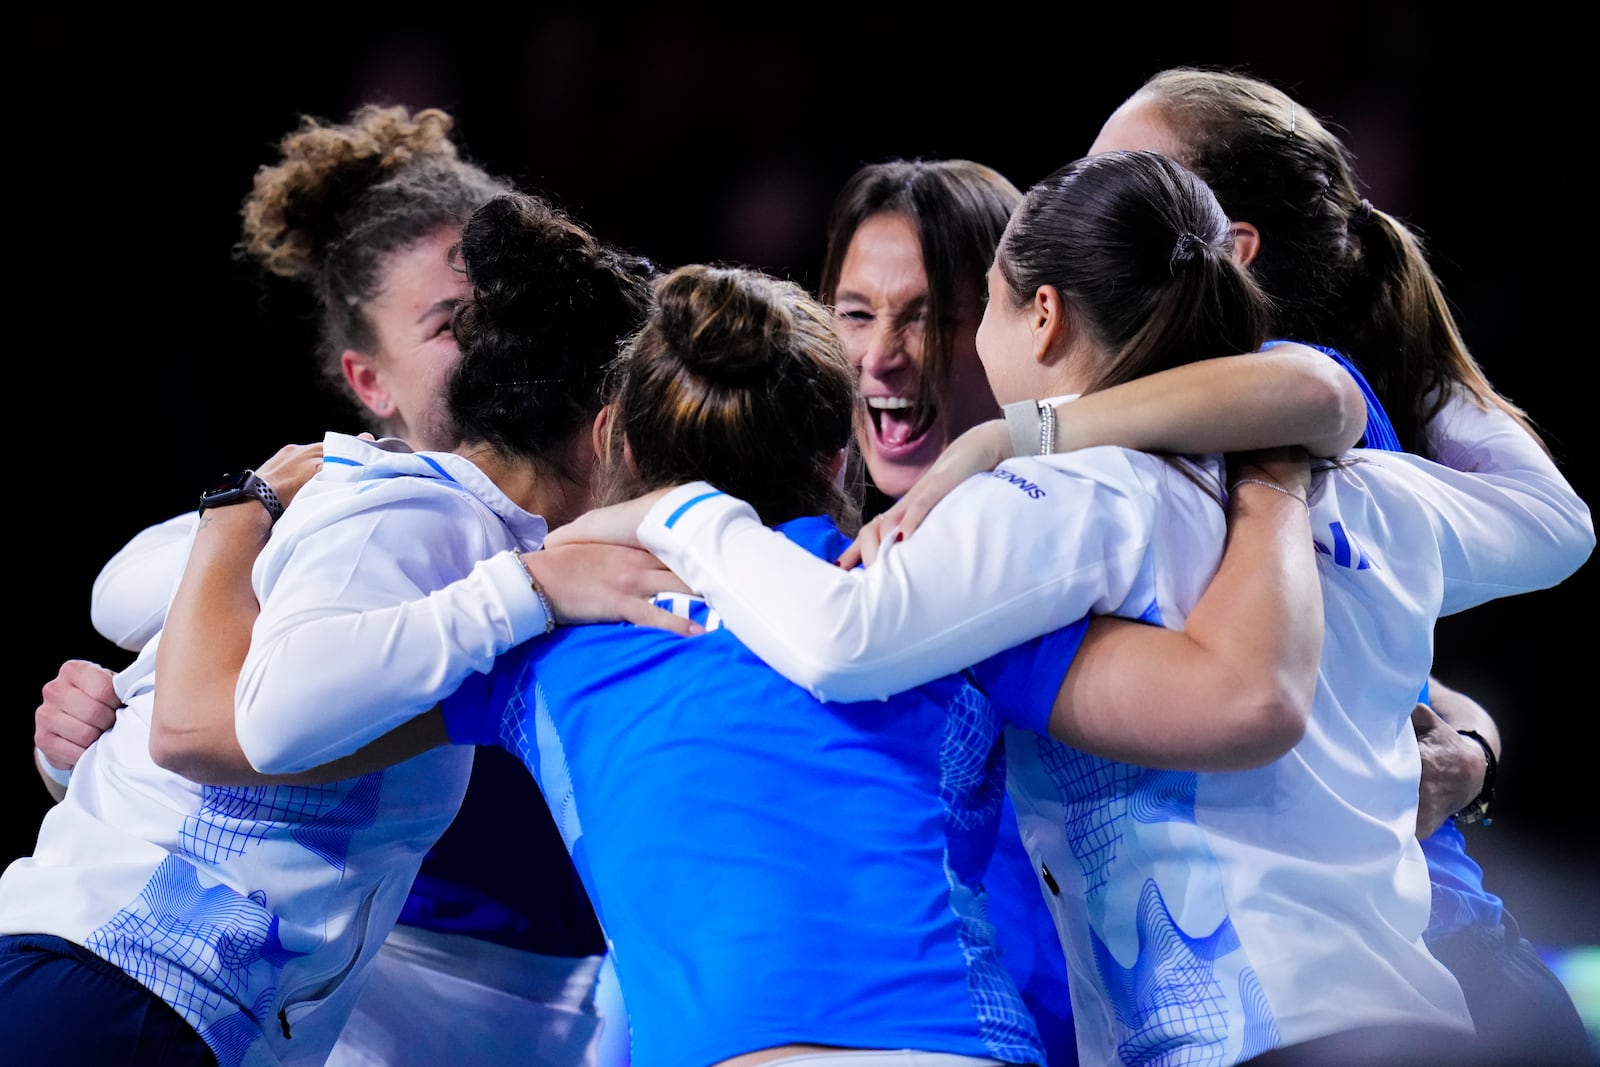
[236,104,513,426]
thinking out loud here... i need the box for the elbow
[1253,698,1309,765]
[1308,366,1369,457]
[1208,686,1310,771]
[792,658,895,705]
[233,718,296,776]
[1572,517,1597,568]
[149,702,263,786]
[148,722,216,783]
[1528,510,1595,588]
[1261,342,1368,457]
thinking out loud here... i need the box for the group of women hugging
[1,66,1593,1067]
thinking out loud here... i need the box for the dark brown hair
[602,264,859,533]
[820,162,1019,405]
[998,150,1273,398]
[1128,67,1536,455]
[448,192,657,475]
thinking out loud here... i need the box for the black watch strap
[198,469,284,523]
[1452,729,1496,826]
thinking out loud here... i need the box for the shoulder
[1031,444,1197,496]
[275,458,489,554]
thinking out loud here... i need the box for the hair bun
[654,266,787,384]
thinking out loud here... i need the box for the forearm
[157,532,454,785]
[236,550,545,773]
[1048,478,1318,769]
[150,505,270,782]
[1390,449,1594,612]
[1052,345,1366,459]
[639,458,1156,702]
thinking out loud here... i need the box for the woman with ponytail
[1083,68,1593,1065]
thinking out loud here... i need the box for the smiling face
[832,213,995,499]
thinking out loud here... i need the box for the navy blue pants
[0,933,216,1066]
[1242,908,1595,1067]
[1428,909,1595,1066]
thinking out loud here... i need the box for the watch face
[203,472,251,497]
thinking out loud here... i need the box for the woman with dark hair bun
[0,184,689,1067]
[19,103,654,1067]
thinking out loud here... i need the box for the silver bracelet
[1002,398,1058,457]
[1228,477,1309,510]
[513,551,558,635]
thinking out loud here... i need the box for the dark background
[13,12,1594,952]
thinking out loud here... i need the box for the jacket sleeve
[91,512,197,652]
[1422,391,1594,583]
[234,487,547,773]
[638,447,1162,703]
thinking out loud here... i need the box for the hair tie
[1170,232,1205,273]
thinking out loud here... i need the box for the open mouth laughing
[864,393,938,459]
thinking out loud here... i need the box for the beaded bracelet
[514,551,558,635]
[1228,477,1309,510]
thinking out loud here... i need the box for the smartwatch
[198,469,283,523]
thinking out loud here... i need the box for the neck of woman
[459,436,594,529]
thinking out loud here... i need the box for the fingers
[532,544,694,627]
[57,660,120,708]
[863,520,899,566]
[36,662,122,767]
[40,666,121,737]
[893,503,930,541]
[257,442,327,509]
[622,600,704,638]
[1409,702,1441,730]
[35,715,96,767]
[839,517,884,569]
[544,507,641,550]
[637,567,693,597]
[836,540,863,570]
[879,495,922,541]
[840,511,903,569]
[546,489,675,550]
